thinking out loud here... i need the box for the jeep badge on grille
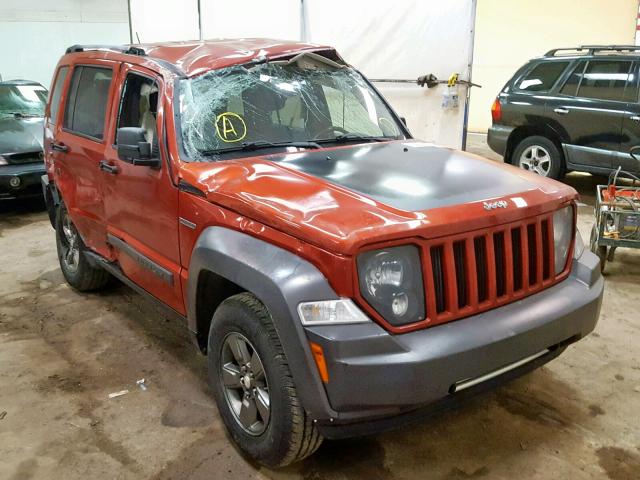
[483,200,508,211]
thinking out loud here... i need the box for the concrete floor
[1,136,639,480]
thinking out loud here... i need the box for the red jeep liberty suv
[42,39,603,466]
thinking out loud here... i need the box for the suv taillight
[491,98,502,123]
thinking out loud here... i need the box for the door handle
[554,108,569,115]
[630,115,640,122]
[52,142,69,152]
[99,160,119,175]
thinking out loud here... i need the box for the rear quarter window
[48,66,68,124]
[515,61,570,92]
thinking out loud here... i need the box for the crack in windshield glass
[0,84,47,117]
[178,58,404,161]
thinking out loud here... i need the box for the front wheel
[513,136,564,179]
[208,293,323,467]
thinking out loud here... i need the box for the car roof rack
[545,45,640,57]
[0,79,45,87]
[64,43,186,77]
[65,44,146,56]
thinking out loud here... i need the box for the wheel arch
[41,175,60,228]
[187,226,339,420]
[505,124,567,165]
[193,269,244,352]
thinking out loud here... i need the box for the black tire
[596,246,607,273]
[208,292,323,467]
[512,135,564,179]
[55,202,111,291]
[44,187,57,227]
[589,224,607,273]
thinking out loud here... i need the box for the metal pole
[300,0,308,42]
[636,0,640,46]
[462,0,478,151]
[127,0,133,44]
[198,0,203,40]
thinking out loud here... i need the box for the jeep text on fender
[42,40,603,467]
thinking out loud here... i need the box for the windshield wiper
[315,134,389,144]
[201,140,321,156]
[6,112,41,118]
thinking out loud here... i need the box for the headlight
[297,299,370,326]
[553,205,574,274]
[0,155,7,165]
[357,245,425,326]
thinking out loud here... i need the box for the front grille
[430,245,446,313]
[422,213,561,326]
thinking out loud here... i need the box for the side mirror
[631,146,640,163]
[116,127,159,167]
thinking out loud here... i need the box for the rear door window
[516,61,569,92]
[559,61,587,96]
[577,60,634,102]
[64,66,113,140]
[48,66,68,124]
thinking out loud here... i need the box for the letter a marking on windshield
[222,116,237,138]
[215,112,247,143]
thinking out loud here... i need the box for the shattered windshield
[0,84,47,118]
[178,55,405,160]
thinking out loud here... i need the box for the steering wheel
[313,126,350,140]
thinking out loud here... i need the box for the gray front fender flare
[187,226,339,420]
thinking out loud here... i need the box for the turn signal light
[491,98,502,123]
[309,342,329,383]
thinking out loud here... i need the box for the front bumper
[304,249,603,437]
[0,162,46,200]
[487,124,514,156]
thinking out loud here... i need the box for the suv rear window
[63,66,113,140]
[516,61,569,92]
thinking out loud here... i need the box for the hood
[0,115,44,155]
[179,141,576,255]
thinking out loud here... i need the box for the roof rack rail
[545,45,640,57]
[65,44,146,56]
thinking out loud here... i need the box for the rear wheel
[513,136,564,179]
[55,203,110,291]
[208,293,322,467]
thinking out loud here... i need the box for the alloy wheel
[519,145,551,176]
[61,212,80,273]
[220,332,270,435]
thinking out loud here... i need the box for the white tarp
[304,0,475,148]
[200,0,301,40]
[130,0,199,43]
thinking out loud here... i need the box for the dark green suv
[488,45,640,179]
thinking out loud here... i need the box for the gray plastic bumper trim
[451,348,550,393]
